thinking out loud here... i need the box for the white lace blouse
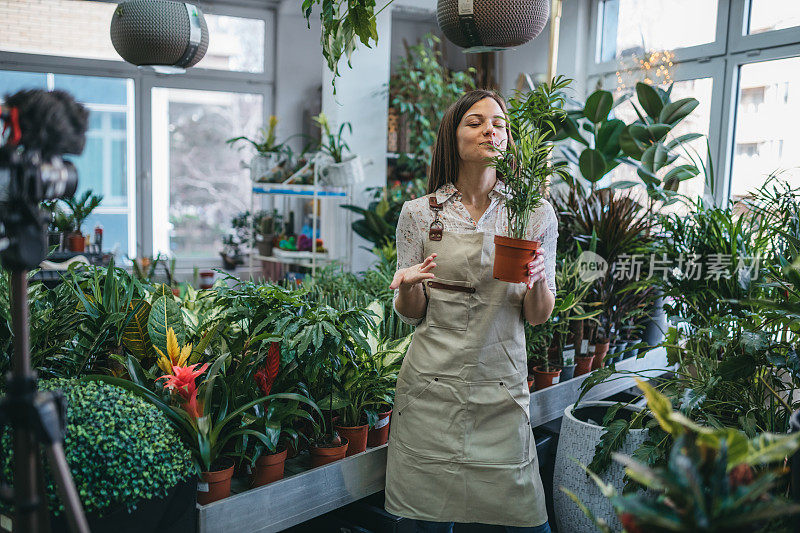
[393,181,559,325]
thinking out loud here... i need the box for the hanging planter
[437,0,551,50]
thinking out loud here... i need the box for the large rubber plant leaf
[148,295,186,359]
[122,299,155,362]
[618,128,646,159]
[659,97,699,126]
[629,123,671,145]
[596,119,626,159]
[578,148,608,183]
[636,82,664,119]
[583,90,614,123]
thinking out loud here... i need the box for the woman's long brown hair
[427,90,513,194]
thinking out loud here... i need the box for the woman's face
[456,97,508,165]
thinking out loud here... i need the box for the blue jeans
[414,520,552,533]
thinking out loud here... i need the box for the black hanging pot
[437,0,551,50]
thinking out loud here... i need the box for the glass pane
[599,0,718,62]
[0,0,119,61]
[748,0,800,34]
[151,88,263,260]
[0,71,47,96]
[608,77,714,206]
[84,213,128,258]
[196,14,265,73]
[730,57,800,200]
[53,74,128,106]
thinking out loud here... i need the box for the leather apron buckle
[428,196,443,241]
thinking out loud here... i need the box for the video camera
[0,89,88,270]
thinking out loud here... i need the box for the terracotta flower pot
[334,423,369,457]
[197,463,234,505]
[67,232,85,252]
[493,235,541,283]
[591,340,610,370]
[366,409,392,447]
[310,437,349,467]
[574,355,594,377]
[249,448,287,488]
[533,365,562,390]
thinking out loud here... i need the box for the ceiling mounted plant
[490,75,571,283]
[302,0,390,91]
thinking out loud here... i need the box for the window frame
[0,0,276,267]
[588,0,800,207]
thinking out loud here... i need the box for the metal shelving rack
[197,347,672,533]
[248,153,353,278]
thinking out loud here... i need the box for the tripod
[0,269,90,533]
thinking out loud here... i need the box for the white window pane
[609,77,713,205]
[730,57,800,200]
[151,89,263,261]
[196,14,265,73]
[0,0,119,61]
[0,71,135,258]
[748,0,800,34]
[599,0,718,62]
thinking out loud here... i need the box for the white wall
[321,3,393,273]
[274,2,323,153]
[499,0,592,99]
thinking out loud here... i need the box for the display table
[196,347,671,533]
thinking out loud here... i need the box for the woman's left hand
[526,249,546,290]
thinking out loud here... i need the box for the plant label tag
[375,416,390,429]
[197,482,209,493]
[552,376,559,385]
[0,514,12,531]
[458,0,474,15]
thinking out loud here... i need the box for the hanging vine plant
[302,0,394,90]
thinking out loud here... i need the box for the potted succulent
[227,115,292,182]
[489,76,571,283]
[314,112,364,186]
[63,190,102,253]
[254,210,280,257]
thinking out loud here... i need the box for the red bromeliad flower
[254,342,280,396]
[157,363,209,419]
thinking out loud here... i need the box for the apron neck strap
[428,196,443,241]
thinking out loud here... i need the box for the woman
[384,90,558,533]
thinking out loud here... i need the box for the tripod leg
[43,442,90,533]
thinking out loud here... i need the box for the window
[747,0,800,34]
[0,0,119,62]
[729,57,800,200]
[0,70,135,258]
[598,0,719,62]
[196,15,265,73]
[0,1,266,73]
[151,88,263,260]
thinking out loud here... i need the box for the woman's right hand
[389,253,437,290]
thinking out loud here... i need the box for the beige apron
[384,200,548,527]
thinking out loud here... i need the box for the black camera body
[0,89,88,270]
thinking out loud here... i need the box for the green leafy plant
[313,112,352,163]
[555,82,702,208]
[226,115,287,155]
[389,34,476,178]
[565,379,800,533]
[302,0,387,90]
[491,76,572,240]
[62,190,103,235]
[0,379,194,517]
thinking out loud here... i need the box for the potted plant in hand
[63,190,102,252]
[314,112,364,186]
[489,76,571,283]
